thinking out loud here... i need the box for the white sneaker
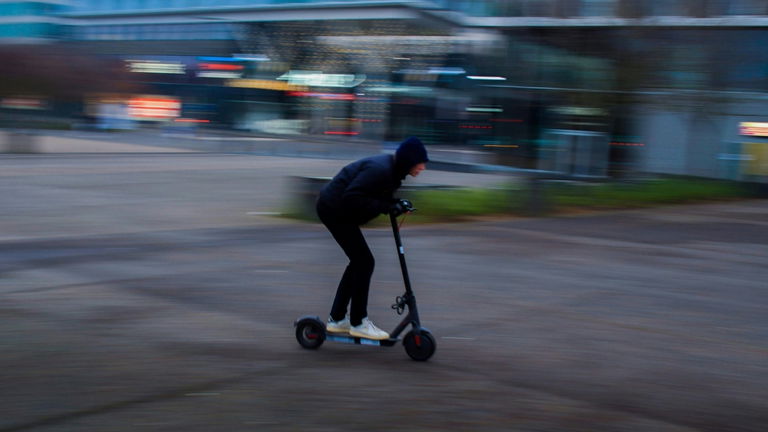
[326,316,350,334]
[349,317,390,340]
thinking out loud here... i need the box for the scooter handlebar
[399,199,415,213]
[390,199,416,216]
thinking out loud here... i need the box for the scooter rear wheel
[403,330,436,361]
[295,317,326,349]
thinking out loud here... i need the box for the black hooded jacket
[317,137,428,225]
[317,154,400,225]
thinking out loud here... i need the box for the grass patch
[284,176,759,224]
[399,176,755,222]
[403,187,513,220]
[546,177,751,210]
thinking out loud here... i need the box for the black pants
[317,202,374,327]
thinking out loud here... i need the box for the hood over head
[394,136,429,179]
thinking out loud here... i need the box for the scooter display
[294,199,436,361]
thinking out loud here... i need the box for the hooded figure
[315,137,428,340]
[317,136,429,225]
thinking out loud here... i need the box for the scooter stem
[390,213,414,295]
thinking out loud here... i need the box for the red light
[199,63,244,71]
[287,91,355,101]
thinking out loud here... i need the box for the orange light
[229,79,305,91]
[174,118,210,123]
[127,96,181,120]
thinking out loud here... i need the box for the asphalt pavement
[1,137,767,432]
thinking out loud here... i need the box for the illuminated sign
[466,106,503,113]
[127,60,185,75]
[128,96,180,120]
[467,75,506,81]
[199,63,244,71]
[277,71,365,88]
[288,91,355,100]
[553,106,607,116]
[199,55,270,62]
[196,63,244,79]
[739,122,768,137]
[198,71,243,79]
[226,79,306,91]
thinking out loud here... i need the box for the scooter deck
[326,333,399,347]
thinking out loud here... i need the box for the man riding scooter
[315,137,428,340]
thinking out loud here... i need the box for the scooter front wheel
[403,330,436,361]
[295,316,326,349]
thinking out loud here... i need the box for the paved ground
[1,148,767,432]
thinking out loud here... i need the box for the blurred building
[9,1,768,180]
[0,1,68,42]
[61,0,468,139]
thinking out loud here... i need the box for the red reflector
[414,335,422,346]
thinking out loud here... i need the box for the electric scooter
[294,199,436,361]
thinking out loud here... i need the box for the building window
[523,0,558,17]
[579,0,617,16]
[647,0,687,16]
[726,0,767,15]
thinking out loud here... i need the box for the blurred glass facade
[2,0,767,180]
[435,0,767,17]
[65,0,768,16]
[0,1,66,40]
[75,23,235,41]
[70,0,385,12]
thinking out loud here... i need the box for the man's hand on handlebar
[390,199,415,216]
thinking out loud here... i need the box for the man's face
[409,162,426,177]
